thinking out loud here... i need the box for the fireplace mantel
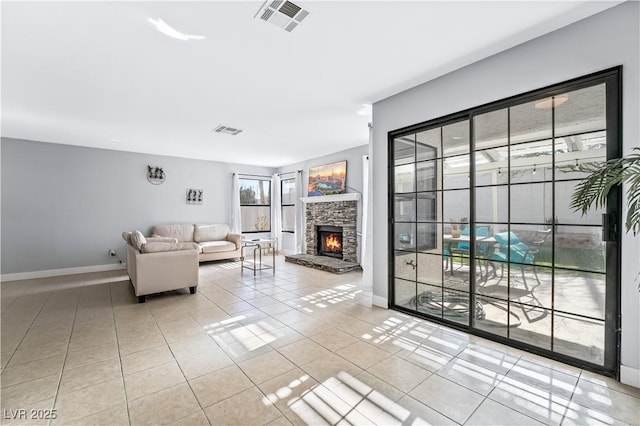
[300,193,361,204]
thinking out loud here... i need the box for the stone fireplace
[303,193,360,264]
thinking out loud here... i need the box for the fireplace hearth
[317,225,343,259]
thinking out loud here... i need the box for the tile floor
[1,256,638,425]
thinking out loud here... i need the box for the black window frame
[281,178,295,233]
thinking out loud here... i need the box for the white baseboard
[373,295,388,308]
[620,365,640,388]
[1,263,126,282]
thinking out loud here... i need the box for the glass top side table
[240,238,276,276]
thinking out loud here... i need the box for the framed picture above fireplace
[308,160,347,196]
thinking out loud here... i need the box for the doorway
[389,68,621,376]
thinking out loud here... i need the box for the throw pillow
[141,241,199,253]
[122,231,132,245]
[146,236,179,244]
[141,242,177,253]
[131,230,147,251]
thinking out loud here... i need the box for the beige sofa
[123,231,199,303]
[151,224,242,262]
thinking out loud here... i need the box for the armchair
[123,231,200,303]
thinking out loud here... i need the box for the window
[239,178,271,233]
[281,178,295,233]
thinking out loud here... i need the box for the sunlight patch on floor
[285,371,423,425]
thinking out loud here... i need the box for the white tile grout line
[109,280,135,426]
[1,290,53,376]
[48,285,81,426]
[152,295,214,426]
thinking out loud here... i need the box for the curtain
[294,170,304,254]
[271,174,282,252]
[231,173,242,234]
[359,124,374,307]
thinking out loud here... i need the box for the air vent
[279,1,301,18]
[255,0,309,32]
[213,125,243,136]
[284,21,298,33]
[261,8,275,21]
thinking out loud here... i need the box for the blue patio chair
[489,230,550,283]
[443,249,451,270]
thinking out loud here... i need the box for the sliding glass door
[389,68,620,375]
[393,120,473,326]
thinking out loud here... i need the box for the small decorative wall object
[186,188,203,205]
[147,165,166,185]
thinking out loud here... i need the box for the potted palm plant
[570,148,640,236]
[450,219,461,238]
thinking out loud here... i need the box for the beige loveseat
[123,231,199,303]
[151,224,242,262]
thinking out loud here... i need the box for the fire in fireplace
[317,225,343,259]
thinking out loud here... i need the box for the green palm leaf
[570,148,640,235]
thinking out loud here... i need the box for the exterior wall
[372,2,639,383]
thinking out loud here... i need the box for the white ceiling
[1,1,621,167]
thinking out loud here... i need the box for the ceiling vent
[213,125,243,136]
[255,0,309,32]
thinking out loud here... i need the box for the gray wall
[277,144,368,253]
[1,138,274,274]
[372,3,640,379]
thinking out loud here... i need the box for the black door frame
[387,66,622,378]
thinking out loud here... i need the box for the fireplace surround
[302,193,360,263]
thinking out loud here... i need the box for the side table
[240,238,276,276]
